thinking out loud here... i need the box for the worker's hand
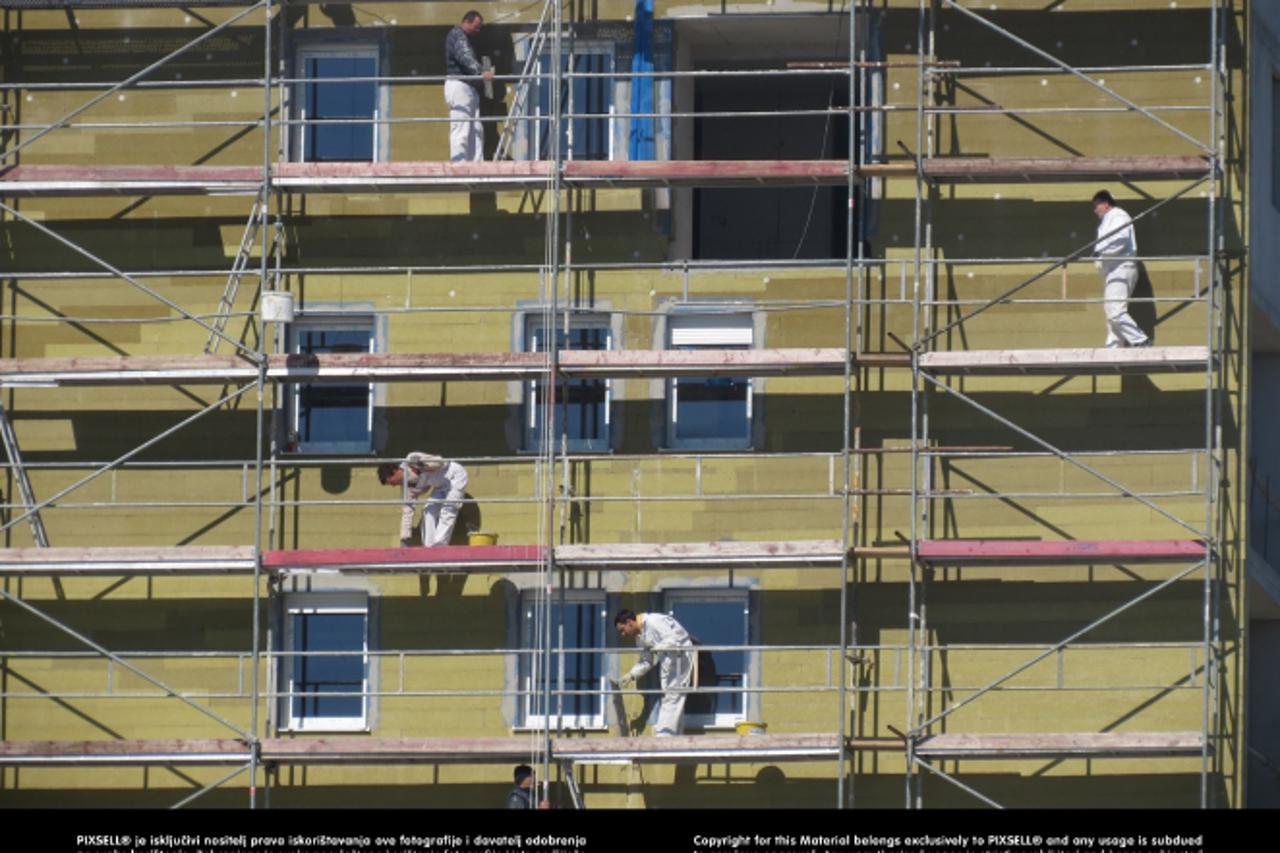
[400,538,415,548]
[482,70,494,80]
[618,673,635,689]
[537,798,551,810]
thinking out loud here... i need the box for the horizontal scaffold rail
[0,346,1212,386]
[0,734,882,766]
[913,732,1206,760]
[0,541,911,575]
[0,157,1211,197]
[915,539,1207,567]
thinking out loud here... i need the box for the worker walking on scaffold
[1091,189,1151,348]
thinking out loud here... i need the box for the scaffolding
[0,0,1240,809]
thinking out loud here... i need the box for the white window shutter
[669,314,753,347]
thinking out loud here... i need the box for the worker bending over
[615,609,695,737]
[377,453,469,547]
[1091,189,1150,348]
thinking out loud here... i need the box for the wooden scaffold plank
[914,731,1206,759]
[0,739,252,766]
[0,540,881,575]
[261,545,545,572]
[915,539,1207,567]
[918,346,1211,375]
[0,157,1211,198]
[552,733,847,763]
[0,733,901,766]
[0,350,856,387]
[259,737,532,765]
[556,539,845,567]
[0,546,256,575]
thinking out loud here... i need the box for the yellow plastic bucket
[469,532,499,546]
[735,721,767,736]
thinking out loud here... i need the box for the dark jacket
[445,26,484,91]
[506,785,533,809]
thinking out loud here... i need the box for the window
[280,593,370,732]
[666,313,754,449]
[511,22,673,162]
[688,16,883,259]
[287,315,375,454]
[665,589,751,729]
[518,591,608,729]
[525,313,612,452]
[528,46,615,161]
[293,41,384,162]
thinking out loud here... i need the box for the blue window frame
[288,316,375,454]
[530,46,615,161]
[665,589,750,728]
[282,593,370,732]
[666,313,754,450]
[519,592,607,729]
[525,314,611,452]
[294,44,382,162]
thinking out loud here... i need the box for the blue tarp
[628,0,656,161]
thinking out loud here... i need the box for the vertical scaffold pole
[905,0,929,811]
[838,0,859,809]
[249,0,274,811]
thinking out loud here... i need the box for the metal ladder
[494,0,556,162]
[0,401,49,547]
[561,760,584,809]
[204,188,273,354]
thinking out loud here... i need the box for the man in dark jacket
[444,10,493,161]
[506,764,550,809]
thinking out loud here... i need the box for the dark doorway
[693,65,850,260]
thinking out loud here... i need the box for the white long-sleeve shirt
[626,612,693,682]
[398,453,468,541]
[1095,206,1137,273]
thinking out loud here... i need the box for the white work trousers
[655,649,694,736]
[421,486,465,547]
[444,80,483,163]
[1101,262,1148,348]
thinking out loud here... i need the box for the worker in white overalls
[377,453,469,547]
[1091,189,1151,348]
[615,608,695,736]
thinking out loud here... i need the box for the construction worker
[376,453,469,547]
[1091,189,1151,348]
[444,10,493,162]
[615,609,695,737]
[506,764,550,809]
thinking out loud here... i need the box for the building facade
[0,0,1253,808]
